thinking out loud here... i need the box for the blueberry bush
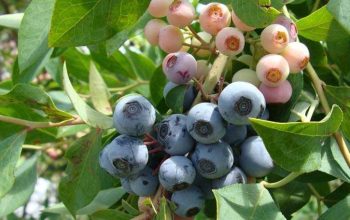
[0,0,349,219]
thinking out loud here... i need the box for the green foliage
[251,105,343,172]
[214,184,286,219]
[296,6,333,41]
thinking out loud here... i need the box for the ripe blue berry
[187,103,226,144]
[113,94,156,137]
[129,167,159,197]
[171,186,205,217]
[222,124,247,146]
[157,114,195,155]
[239,136,274,177]
[212,166,247,189]
[191,141,234,179]
[218,82,266,125]
[100,135,148,178]
[159,156,196,191]
[162,52,197,84]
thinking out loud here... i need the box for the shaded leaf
[324,183,350,207]
[0,83,73,122]
[18,0,54,82]
[90,209,133,220]
[59,130,116,215]
[327,0,350,34]
[0,154,38,218]
[250,105,343,172]
[0,132,26,198]
[319,196,350,220]
[150,66,167,105]
[213,184,286,220]
[63,63,113,129]
[165,85,187,113]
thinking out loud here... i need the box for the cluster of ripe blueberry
[99,0,311,218]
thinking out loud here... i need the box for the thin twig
[262,172,302,188]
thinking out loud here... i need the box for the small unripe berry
[195,60,211,79]
[192,32,213,57]
[199,3,231,35]
[231,10,255,32]
[144,19,167,45]
[215,27,245,56]
[159,25,184,53]
[167,0,195,28]
[281,42,310,73]
[237,54,253,67]
[261,24,289,54]
[148,0,173,18]
[259,80,292,104]
[162,52,197,84]
[232,68,261,87]
[256,54,290,87]
[274,15,298,42]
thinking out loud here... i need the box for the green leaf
[156,197,172,220]
[45,57,63,86]
[0,13,23,29]
[106,12,152,55]
[125,48,156,80]
[0,132,26,198]
[122,199,139,216]
[326,20,350,82]
[49,0,149,47]
[18,0,55,82]
[63,63,113,129]
[325,85,350,140]
[296,6,333,41]
[62,48,90,82]
[150,66,167,105]
[213,184,286,220]
[0,154,38,218]
[250,105,343,173]
[319,196,350,220]
[327,0,350,34]
[90,209,133,220]
[89,62,112,115]
[231,0,281,28]
[77,187,125,215]
[0,83,73,122]
[165,85,187,113]
[269,178,311,218]
[59,130,116,216]
[324,183,350,207]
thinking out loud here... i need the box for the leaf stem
[262,172,302,189]
[0,115,85,129]
[192,53,229,106]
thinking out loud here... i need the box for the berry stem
[283,5,350,167]
[187,25,207,46]
[192,53,229,106]
[0,115,85,129]
[262,171,302,189]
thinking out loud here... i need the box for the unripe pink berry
[199,3,231,35]
[159,25,184,53]
[192,32,213,57]
[282,42,310,73]
[215,27,245,56]
[259,80,292,104]
[261,24,289,54]
[274,15,298,42]
[162,52,197,84]
[144,19,167,45]
[195,60,211,79]
[256,54,290,87]
[167,0,195,28]
[231,10,255,32]
[232,68,261,87]
[148,0,173,18]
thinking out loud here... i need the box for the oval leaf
[63,63,113,129]
[250,105,343,173]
